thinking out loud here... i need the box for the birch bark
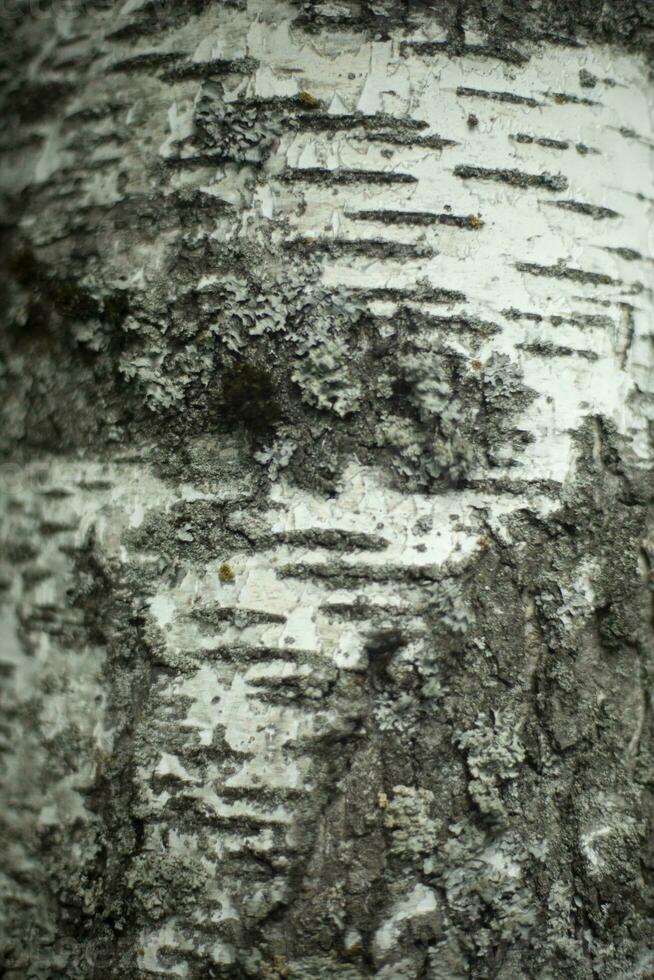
[1,2,653,978]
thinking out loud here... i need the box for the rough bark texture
[1,2,653,978]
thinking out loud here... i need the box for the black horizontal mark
[77,479,114,491]
[516,261,621,287]
[293,11,389,31]
[455,165,567,192]
[347,209,483,229]
[160,57,259,81]
[503,308,614,330]
[613,126,654,148]
[276,106,445,146]
[549,313,614,328]
[348,285,466,304]
[542,200,619,220]
[78,156,124,171]
[457,86,541,107]
[368,310,500,335]
[164,153,239,169]
[106,51,185,73]
[603,247,645,262]
[318,601,379,621]
[53,52,94,70]
[404,312,502,335]
[502,308,543,322]
[280,167,417,185]
[279,561,445,584]
[516,341,598,360]
[199,643,323,665]
[63,102,123,125]
[549,91,601,106]
[402,40,528,66]
[227,95,323,113]
[273,529,389,550]
[191,607,286,627]
[246,678,326,704]
[219,784,305,803]
[575,143,600,156]
[511,133,569,150]
[296,111,428,134]
[164,799,288,832]
[360,132,456,150]
[105,19,159,42]
[282,238,434,259]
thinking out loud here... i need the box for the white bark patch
[373,883,439,965]
[198,13,653,480]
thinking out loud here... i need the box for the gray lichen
[456,710,526,819]
[292,333,362,417]
[378,346,533,488]
[381,785,441,857]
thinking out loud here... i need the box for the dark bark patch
[219,362,283,436]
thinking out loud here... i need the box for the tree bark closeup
[1,1,654,978]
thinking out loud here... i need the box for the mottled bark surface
[1,2,653,978]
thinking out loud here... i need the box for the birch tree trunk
[1,2,654,978]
